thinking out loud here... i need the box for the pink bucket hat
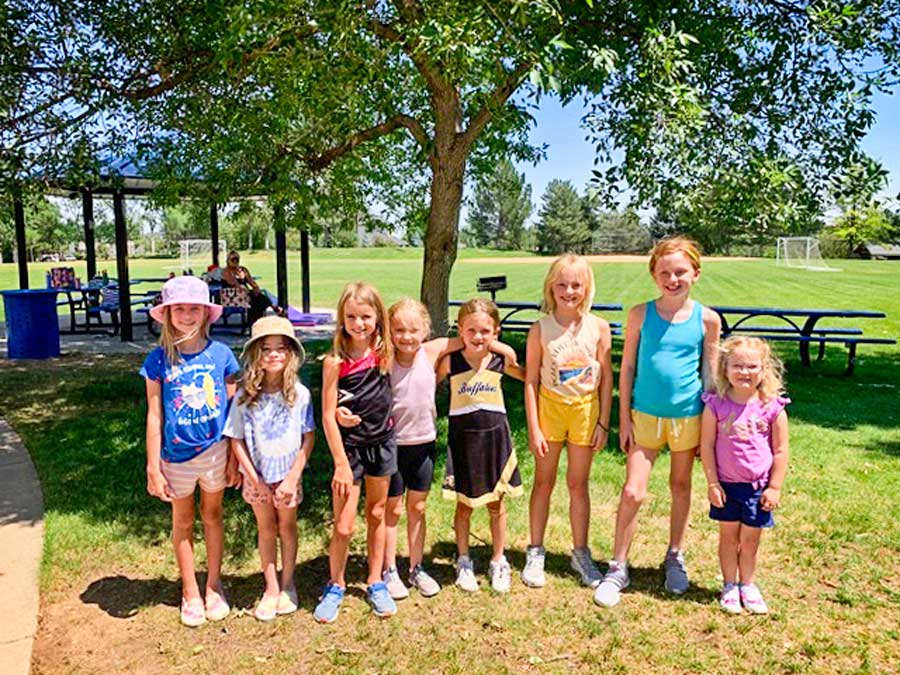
[149,276,223,324]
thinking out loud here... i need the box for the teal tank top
[632,300,704,418]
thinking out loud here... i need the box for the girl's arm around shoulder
[424,336,519,368]
[504,359,525,382]
[701,307,722,390]
[435,353,452,383]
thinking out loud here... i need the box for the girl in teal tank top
[594,237,721,610]
[632,300,705,418]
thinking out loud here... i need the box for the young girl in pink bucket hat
[140,275,240,626]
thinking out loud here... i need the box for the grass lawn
[1,250,899,673]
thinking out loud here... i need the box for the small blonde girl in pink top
[700,336,790,615]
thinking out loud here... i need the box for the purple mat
[287,307,333,325]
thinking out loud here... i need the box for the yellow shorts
[538,388,599,447]
[630,410,701,452]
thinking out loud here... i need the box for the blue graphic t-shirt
[140,340,240,463]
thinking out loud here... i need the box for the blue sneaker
[313,583,345,623]
[367,581,398,618]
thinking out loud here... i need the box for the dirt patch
[459,254,759,264]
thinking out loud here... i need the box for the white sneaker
[382,566,409,600]
[593,560,630,608]
[455,555,479,592]
[521,545,546,588]
[571,547,603,588]
[489,556,512,594]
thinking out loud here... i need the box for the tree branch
[306,113,429,170]
[369,7,451,97]
[459,60,534,150]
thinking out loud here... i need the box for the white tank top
[538,313,602,398]
[390,348,437,444]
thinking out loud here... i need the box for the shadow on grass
[80,552,395,618]
[778,349,900,444]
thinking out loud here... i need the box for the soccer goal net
[179,239,227,273]
[775,237,836,271]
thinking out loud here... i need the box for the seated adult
[220,251,282,325]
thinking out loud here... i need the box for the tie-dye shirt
[224,382,316,484]
[140,340,240,463]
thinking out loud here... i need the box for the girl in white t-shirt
[225,317,315,622]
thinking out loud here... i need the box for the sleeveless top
[337,351,393,446]
[390,348,437,444]
[448,352,506,417]
[632,300,705,418]
[538,313,602,399]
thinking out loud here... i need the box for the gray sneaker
[570,547,602,588]
[521,545,546,588]
[382,566,409,600]
[663,549,689,595]
[593,560,630,608]
[409,564,441,597]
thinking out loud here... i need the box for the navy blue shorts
[388,441,436,497]
[709,481,775,528]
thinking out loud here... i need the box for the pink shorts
[242,475,303,510]
[161,440,228,499]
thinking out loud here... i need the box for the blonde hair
[541,253,596,315]
[238,336,301,407]
[159,306,211,365]
[714,336,786,402]
[649,236,702,274]
[331,282,392,373]
[389,297,432,337]
[457,298,501,329]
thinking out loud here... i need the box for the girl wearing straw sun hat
[224,316,315,621]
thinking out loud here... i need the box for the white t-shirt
[224,382,315,483]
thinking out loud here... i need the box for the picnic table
[710,305,896,374]
[448,300,624,334]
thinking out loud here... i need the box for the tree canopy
[3,1,900,327]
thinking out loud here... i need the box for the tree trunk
[421,152,466,335]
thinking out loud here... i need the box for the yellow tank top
[538,313,601,399]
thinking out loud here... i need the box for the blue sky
[514,90,900,217]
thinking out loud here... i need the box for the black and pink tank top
[338,351,393,446]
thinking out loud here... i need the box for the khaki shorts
[538,388,600,447]
[161,440,228,499]
[630,410,700,452]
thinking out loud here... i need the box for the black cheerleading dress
[441,351,522,507]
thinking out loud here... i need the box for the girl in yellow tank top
[522,254,613,590]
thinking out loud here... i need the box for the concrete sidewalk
[0,418,44,675]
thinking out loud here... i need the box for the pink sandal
[205,589,231,622]
[180,597,206,627]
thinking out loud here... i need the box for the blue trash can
[2,289,61,359]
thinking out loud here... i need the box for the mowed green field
[1,248,899,673]
[2,249,899,341]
